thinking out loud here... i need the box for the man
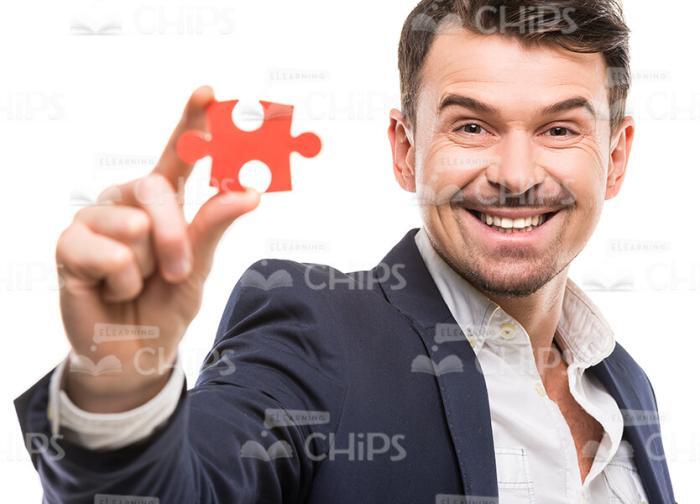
[15,0,676,502]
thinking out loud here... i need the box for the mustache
[450,190,576,210]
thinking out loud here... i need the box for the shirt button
[499,321,516,339]
[535,381,547,397]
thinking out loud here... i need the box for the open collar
[413,226,616,368]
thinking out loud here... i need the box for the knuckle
[105,277,142,303]
[109,246,135,272]
[55,224,79,260]
[122,276,144,300]
[55,232,68,263]
[73,206,90,223]
[124,210,151,238]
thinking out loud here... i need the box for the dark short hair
[398,0,631,132]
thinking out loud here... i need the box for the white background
[1,0,697,501]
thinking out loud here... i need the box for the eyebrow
[437,94,597,119]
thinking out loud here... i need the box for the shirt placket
[487,308,582,503]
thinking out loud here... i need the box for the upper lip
[462,206,564,219]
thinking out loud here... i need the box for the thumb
[187,187,261,280]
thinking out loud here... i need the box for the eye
[546,126,577,137]
[457,123,485,135]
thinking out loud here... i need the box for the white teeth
[475,211,548,232]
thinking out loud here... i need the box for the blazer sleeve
[14,259,349,504]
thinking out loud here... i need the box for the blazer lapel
[589,352,676,504]
[372,228,498,499]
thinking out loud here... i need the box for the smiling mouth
[464,208,561,233]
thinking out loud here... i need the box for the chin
[460,260,559,298]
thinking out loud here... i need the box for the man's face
[390,26,634,297]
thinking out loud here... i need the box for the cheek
[538,148,606,245]
[418,140,486,200]
[538,144,608,207]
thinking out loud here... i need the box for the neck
[483,267,569,377]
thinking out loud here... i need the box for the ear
[605,115,635,200]
[388,108,416,192]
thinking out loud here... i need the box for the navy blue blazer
[15,227,676,503]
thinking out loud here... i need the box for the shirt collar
[414,227,616,368]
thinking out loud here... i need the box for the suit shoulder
[606,341,658,408]
[232,258,385,301]
[608,341,645,375]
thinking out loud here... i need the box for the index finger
[151,85,216,193]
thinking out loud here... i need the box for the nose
[485,132,544,198]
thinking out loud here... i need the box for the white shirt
[48,227,649,503]
[414,227,649,503]
[47,354,185,450]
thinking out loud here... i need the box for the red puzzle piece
[176,99,321,193]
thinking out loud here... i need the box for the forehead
[419,26,610,117]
